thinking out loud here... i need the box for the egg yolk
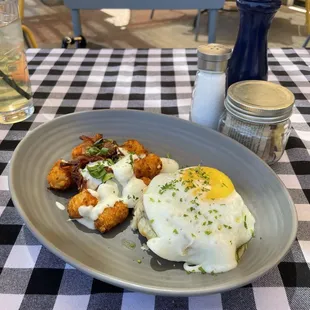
[181,167,234,200]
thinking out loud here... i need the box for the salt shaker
[190,44,232,130]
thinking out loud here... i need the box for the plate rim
[9,109,298,296]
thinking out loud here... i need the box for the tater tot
[141,177,151,186]
[133,154,162,180]
[95,201,129,233]
[122,139,148,155]
[47,160,73,191]
[71,133,103,159]
[67,190,98,218]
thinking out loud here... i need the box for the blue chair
[64,0,225,44]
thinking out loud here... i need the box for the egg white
[142,168,255,274]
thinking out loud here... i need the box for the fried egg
[141,166,255,274]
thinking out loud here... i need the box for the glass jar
[219,80,295,165]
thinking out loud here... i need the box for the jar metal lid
[225,80,295,123]
[197,44,232,72]
[198,44,232,62]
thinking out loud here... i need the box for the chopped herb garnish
[102,172,114,183]
[183,214,188,217]
[172,192,176,197]
[166,152,171,159]
[198,266,206,274]
[86,146,100,156]
[202,221,207,226]
[208,210,213,214]
[87,162,107,180]
[190,199,199,206]
[189,207,195,212]
[198,211,202,215]
[129,154,134,167]
[150,219,154,224]
[186,270,192,275]
[180,198,183,202]
[205,230,212,235]
[97,147,109,156]
[208,221,213,225]
[158,199,161,203]
[127,195,131,199]
[106,159,114,166]
[220,204,226,206]
[215,216,218,219]
[86,145,109,156]
[244,215,248,229]
[211,271,216,276]
[191,233,196,238]
[251,229,255,238]
[173,229,178,234]
[213,209,218,213]
[159,180,179,195]
[194,214,198,220]
[230,240,232,245]
[149,197,155,202]
[223,224,232,229]
[137,259,142,264]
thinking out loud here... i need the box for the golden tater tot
[67,190,98,218]
[141,177,151,186]
[133,154,162,180]
[122,139,148,155]
[71,133,103,159]
[47,160,73,191]
[95,201,129,233]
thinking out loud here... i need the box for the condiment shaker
[191,44,232,130]
[226,0,281,89]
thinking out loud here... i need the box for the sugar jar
[218,80,295,165]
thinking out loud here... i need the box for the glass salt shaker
[190,44,232,130]
[218,80,295,165]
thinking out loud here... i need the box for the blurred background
[21,0,309,48]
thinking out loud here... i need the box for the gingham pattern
[0,48,309,310]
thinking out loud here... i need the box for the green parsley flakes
[198,266,206,274]
[173,229,178,234]
[251,229,255,238]
[159,180,179,195]
[244,215,248,229]
[205,230,212,235]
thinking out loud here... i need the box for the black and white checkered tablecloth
[0,48,309,310]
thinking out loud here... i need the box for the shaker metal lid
[226,80,295,123]
[197,44,232,62]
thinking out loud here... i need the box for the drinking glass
[0,0,34,124]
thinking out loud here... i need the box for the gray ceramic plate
[9,110,297,296]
